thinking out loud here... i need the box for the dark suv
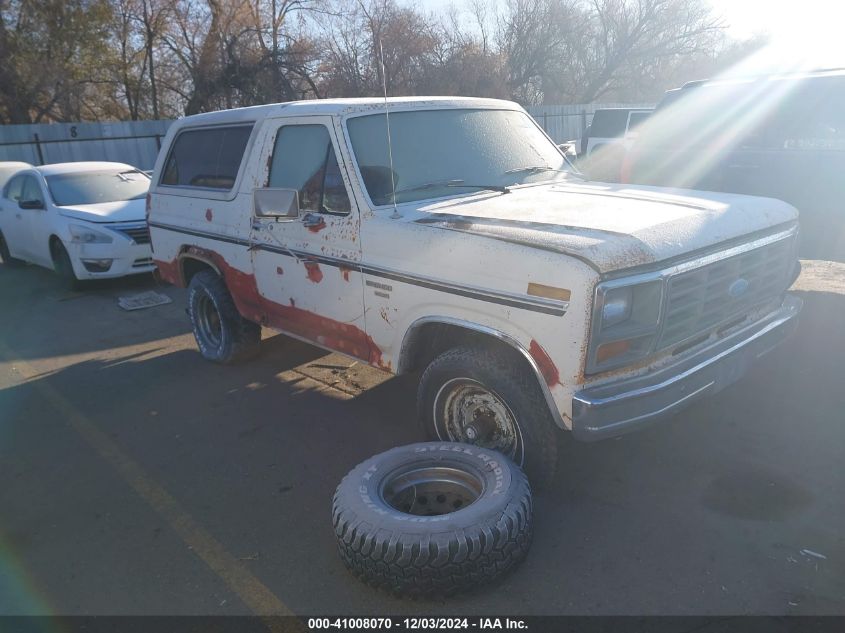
[623,69,845,261]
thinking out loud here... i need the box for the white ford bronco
[148,97,802,485]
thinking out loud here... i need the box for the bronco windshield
[47,170,150,207]
[347,108,574,206]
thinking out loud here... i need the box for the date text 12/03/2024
[307,618,528,630]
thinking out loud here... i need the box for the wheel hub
[435,379,522,460]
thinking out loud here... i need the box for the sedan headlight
[69,224,113,244]
[587,278,664,373]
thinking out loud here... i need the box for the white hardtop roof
[35,161,138,176]
[174,96,523,127]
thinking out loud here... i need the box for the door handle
[301,212,325,229]
[15,213,22,219]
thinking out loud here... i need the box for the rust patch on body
[159,251,382,368]
[153,258,181,286]
[339,264,353,282]
[304,261,323,283]
[529,339,561,387]
[276,266,284,275]
[205,208,213,222]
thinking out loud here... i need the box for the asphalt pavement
[0,262,843,616]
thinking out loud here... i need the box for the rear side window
[268,125,351,215]
[3,175,25,201]
[161,125,253,190]
[589,110,631,138]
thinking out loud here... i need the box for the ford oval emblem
[728,278,750,298]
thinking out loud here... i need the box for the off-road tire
[50,240,82,290]
[332,442,533,598]
[187,269,261,363]
[418,347,560,488]
[0,231,25,267]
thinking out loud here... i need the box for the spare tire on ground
[332,442,533,597]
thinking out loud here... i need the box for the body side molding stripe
[148,221,568,316]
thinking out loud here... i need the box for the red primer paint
[339,265,352,282]
[529,340,560,387]
[304,261,323,283]
[153,258,181,286]
[307,217,327,233]
[159,252,382,367]
[205,208,213,222]
[276,266,284,275]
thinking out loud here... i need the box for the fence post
[543,111,548,132]
[33,133,45,165]
[581,110,587,136]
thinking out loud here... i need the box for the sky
[417,0,845,70]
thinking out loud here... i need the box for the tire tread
[332,461,532,598]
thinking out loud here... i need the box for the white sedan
[0,161,155,286]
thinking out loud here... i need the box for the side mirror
[19,199,44,210]
[253,187,299,219]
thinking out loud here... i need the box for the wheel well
[181,256,217,285]
[48,235,63,257]
[398,322,528,376]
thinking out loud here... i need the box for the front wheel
[187,269,261,363]
[50,240,82,290]
[417,347,561,488]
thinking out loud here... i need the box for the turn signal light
[595,340,631,364]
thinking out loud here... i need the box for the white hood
[58,198,146,224]
[416,182,798,273]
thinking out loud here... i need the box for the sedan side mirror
[253,188,299,220]
[19,199,44,210]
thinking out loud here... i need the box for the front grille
[132,257,153,268]
[113,225,151,244]
[658,237,794,349]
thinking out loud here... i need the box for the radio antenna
[379,41,401,219]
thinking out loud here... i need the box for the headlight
[587,278,664,373]
[69,224,114,244]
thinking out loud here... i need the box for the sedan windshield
[46,170,150,207]
[347,108,573,205]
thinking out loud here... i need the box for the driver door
[248,116,374,363]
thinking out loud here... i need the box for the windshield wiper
[393,179,510,196]
[504,165,568,175]
[504,164,588,182]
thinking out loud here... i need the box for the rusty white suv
[148,97,802,485]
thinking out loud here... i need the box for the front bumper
[571,294,802,441]
[67,240,155,279]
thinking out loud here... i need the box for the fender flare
[397,315,567,430]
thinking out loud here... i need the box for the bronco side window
[268,125,351,215]
[161,124,253,190]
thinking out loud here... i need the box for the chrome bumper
[571,294,802,441]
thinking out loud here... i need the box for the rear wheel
[50,240,82,290]
[418,347,561,488]
[187,269,261,363]
[0,231,25,267]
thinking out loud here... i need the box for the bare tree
[569,0,724,102]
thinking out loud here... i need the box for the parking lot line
[0,343,294,618]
